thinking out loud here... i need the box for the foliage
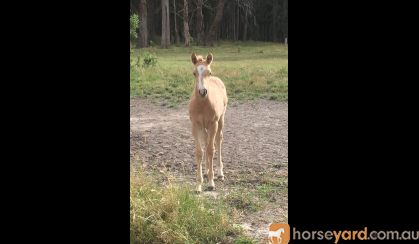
[130,13,139,41]
[142,52,158,67]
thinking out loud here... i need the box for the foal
[189,53,228,192]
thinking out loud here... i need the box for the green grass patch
[224,188,262,213]
[233,236,258,244]
[130,41,288,105]
[130,170,254,244]
[224,172,288,213]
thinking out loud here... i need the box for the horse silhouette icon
[268,223,290,244]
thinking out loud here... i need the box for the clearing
[130,98,288,241]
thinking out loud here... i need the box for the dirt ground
[130,98,288,241]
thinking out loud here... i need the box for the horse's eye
[193,72,196,76]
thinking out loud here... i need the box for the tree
[272,0,278,42]
[147,0,158,42]
[237,0,255,41]
[236,2,239,41]
[136,0,288,44]
[243,4,248,41]
[183,0,191,46]
[138,0,148,47]
[281,0,288,42]
[195,0,204,46]
[173,0,180,44]
[161,0,171,48]
[205,0,226,46]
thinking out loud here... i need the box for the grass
[130,167,288,243]
[224,171,288,214]
[225,188,262,213]
[130,41,288,106]
[233,237,257,244]
[130,169,252,244]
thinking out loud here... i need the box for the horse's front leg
[192,125,205,193]
[206,121,218,190]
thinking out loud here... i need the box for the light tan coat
[189,53,228,192]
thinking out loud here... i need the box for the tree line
[131,0,288,48]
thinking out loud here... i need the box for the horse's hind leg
[215,115,225,180]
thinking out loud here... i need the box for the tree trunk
[147,0,155,43]
[183,0,190,46]
[243,6,248,41]
[282,0,288,42]
[173,0,180,44]
[232,4,236,41]
[138,0,148,48]
[236,5,240,41]
[272,0,278,42]
[205,0,225,46]
[161,0,170,48]
[195,0,204,45]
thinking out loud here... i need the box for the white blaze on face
[197,65,206,91]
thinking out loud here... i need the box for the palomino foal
[189,53,228,192]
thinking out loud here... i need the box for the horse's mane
[195,55,206,64]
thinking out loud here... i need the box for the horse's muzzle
[199,88,207,97]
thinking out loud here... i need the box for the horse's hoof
[217,175,225,181]
[195,190,202,194]
[206,186,215,191]
[195,185,202,194]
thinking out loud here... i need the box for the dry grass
[130,169,254,244]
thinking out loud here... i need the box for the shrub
[130,14,139,43]
[142,52,158,67]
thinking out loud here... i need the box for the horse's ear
[206,52,213,65]
[191,53,198,64]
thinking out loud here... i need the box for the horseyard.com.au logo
[262,225,419,243]
[266,223,290,244]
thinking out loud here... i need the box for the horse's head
[191,52,213,97]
